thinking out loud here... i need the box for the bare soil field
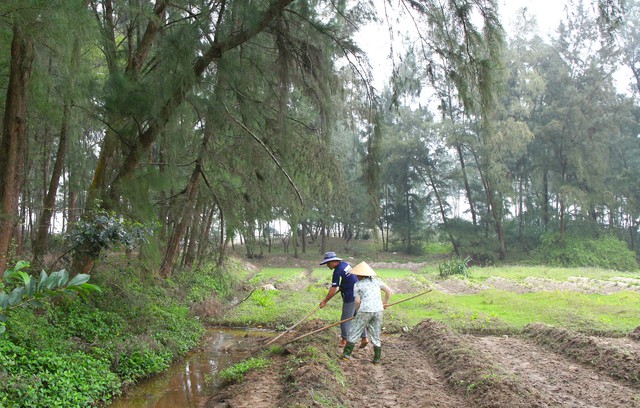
[205,260,640,407]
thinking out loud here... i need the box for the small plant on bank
[218,357,271,384]
[437,257,471,278]
[250,289,276,307]
[0,261,101,335]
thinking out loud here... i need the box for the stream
[108,327,266,408]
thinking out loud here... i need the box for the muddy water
[109,327,266,408]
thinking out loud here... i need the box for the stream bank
[108,327,267,408]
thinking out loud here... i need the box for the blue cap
[319,251,342,265]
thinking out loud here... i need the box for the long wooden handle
[384,289,432,307]
[283,288,432,345]
[284,316,355,345]
[263,306,320,347]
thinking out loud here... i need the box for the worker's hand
[383,303,388,309]
[319,300,327,308]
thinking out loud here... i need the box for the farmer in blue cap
[319,251,368,348]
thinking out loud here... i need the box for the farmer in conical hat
[340,261,391,364]
[319,252,369,348]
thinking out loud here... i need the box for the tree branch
[223,102,304,206]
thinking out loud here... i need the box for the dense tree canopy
[0,0,636,276]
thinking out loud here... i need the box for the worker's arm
[319,286,339,308]
[354,295,361,312]
[381,283,392,309]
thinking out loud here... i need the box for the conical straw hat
[351,261,376,277]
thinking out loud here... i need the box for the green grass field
[215,262,640,337]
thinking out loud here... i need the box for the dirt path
[339,335,471,407]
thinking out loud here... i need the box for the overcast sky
[498,0,569,34]
[354,0,633,92]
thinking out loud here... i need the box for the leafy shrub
[68,208,150,259]
[437,257,471,278]
[0,339,120,407]
[531,233,638,271]
[90,267,204,355]
[0,261,101,335]
[53,300,124,343]
[250,289,276,307]
[388,238,428,256]
[218,357,270,384]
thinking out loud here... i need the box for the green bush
[437,257,471,278]
[0,339,120,407]
[503,216,547,252]
[531,233,638,271]
[68,208,150,259]
[250,289,276,307]
[147,303,204,355]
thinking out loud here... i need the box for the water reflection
[109,327,266,408]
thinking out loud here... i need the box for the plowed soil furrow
[523,323,640,385]
[204,357,285,408]
[591,336,640,352]
[467,334,640,407]
[412,320,555,407]
[340,336,473,408]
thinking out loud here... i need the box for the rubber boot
[340,342,355,360]
[372,346,382,364]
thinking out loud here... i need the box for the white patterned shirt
[354,277,386,313]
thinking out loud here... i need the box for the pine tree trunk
[320,222,327,254]
[405,187,412,253]
[301,221,307,254]
[0,24,33,275]
[159,103,217,276]
[33,103,71,271]
[486,186,506,260]
[183,193,203,267]
[542,169,549,226]
[159,168,201,277]
[424,165,460,256]
[16,190,26,258]
[456,144,477,226]
[68,190,77,230]
[291,216,299,258]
